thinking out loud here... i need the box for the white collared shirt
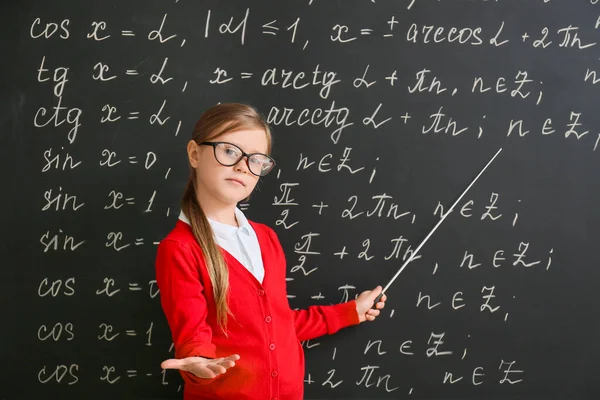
[178,208,265,284]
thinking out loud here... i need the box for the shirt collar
[178,210,191,225]
[232,207,253,236]
[178,207,252,238]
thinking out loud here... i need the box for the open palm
[161,354,240,379]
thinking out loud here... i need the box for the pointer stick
[372,148,503,307]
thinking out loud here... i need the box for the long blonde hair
[181,103,273,334]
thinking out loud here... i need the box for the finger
[372,286,382,299]
[212,354,239,370]
[216,359,236,369]
[161,358,186,370]
[205,370,218,378]
[368,309,380,317]
[196,365,218,378]
[207,363,227,375]
[224,354,240,362]
[371,287,384,308]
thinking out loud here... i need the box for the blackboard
[2,0,600,399]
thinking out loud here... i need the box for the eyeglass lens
[214,142,274,176]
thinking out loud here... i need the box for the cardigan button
[258,289,265,295]
[265,316,272,323]
[269,343,275,350]
[271,370,278,378]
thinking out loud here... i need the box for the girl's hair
[181,103,272,335]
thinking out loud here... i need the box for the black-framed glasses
[200,141,276,177]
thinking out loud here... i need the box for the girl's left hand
[355,285,387,323]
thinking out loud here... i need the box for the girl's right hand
[161,354,240,379]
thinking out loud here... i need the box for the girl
[155,103,387,400]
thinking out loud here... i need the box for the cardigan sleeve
[263,225,361,341]
[155,238,221,385]
[291,300,360,342]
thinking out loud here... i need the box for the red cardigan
[155,219,360,400]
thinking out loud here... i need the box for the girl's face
[188,128,269,208]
